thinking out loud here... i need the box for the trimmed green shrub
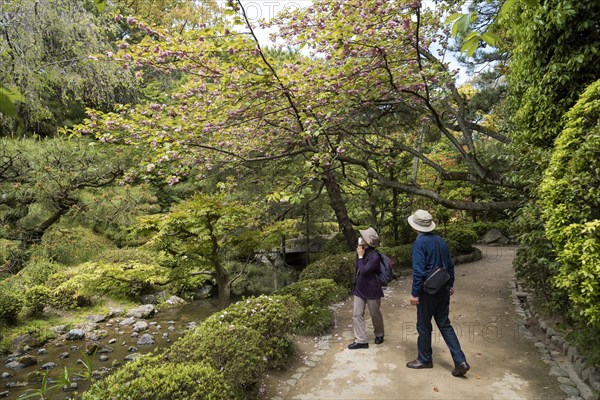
[277,278,347,307]
[20,258,62,286]
[201,295,300,369]
[46,272,91,310]
[168,324,267,395]
[445,227,478,253]
[82,355,232,400]
[465,220,514,239]
[277,279,346,336]
[0,291,23,323]
[299,252,355,290]
[295,305,334,335]
[24,285,51,316]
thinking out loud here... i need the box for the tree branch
[337,155,521,211]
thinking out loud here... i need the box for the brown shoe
[452,362,470,377]
[406,359,433,369]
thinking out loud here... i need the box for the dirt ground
[261,245,566,400]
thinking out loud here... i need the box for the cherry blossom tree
[71,0,521,248]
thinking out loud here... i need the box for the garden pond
[0,297,230,399]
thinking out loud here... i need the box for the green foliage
[73,185,160,247]
[0,239,19,267]
[71,0,519,231]
[31,225,116,266]
[277,278,346,335]
[295,305,334,336]
[378,244,413,270]
[48,276,92,310]
[0,138,136,272]
[505,0,600,348]
[0,0,139,136]
[0,84,24,118]
[92,247,162,265]
[132,194,255,261]
[445,227,479,253]
[19,258,63,286]
[566,323,600,367]
[512,202,565,307]
[19,370,59,400]
[111,0,224,32]
[0,290,23,323]
[539,80,600,327]
[83,355,232,400]
[168,324,267,395]
[132,193,259,302]
[322,233,352,254]
[445,0,541,58]
[51,260,170,303]
[507,0,600,149]
[299,253,356,290]
[277,278,347,308]
[201,295,300,368]
[24,285,51,317]
[446,10,502,57]
[463,220,514,238]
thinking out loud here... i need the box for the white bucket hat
[358,227,380,247]
[407,209,436,232]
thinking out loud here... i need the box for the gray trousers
[352,296,384,343]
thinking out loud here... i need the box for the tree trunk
[207,217,230,305]
[271,259,280,290]
[322,167,356,250]
[214,261,231,305]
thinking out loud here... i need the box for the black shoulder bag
[422,237,451,295]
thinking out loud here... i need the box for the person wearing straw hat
[347,227,385,349]
[406,209,470,377]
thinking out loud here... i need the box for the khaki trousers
[352,296,384,343]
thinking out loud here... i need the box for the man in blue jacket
[406,209,470,377]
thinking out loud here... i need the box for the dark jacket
[411,233,455,297]
[353,247,384,300]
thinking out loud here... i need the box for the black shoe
[406,359,433,369]
[374,336,384,345]
[348,342,369,350]
[452,362,470,377]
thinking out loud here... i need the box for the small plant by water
[18,359,86,399]
[76,349,96,381]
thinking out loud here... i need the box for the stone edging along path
[511,280,599,400]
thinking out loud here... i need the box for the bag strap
[436,236,446,269]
